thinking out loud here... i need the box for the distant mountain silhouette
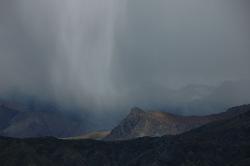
[0,101,86,138]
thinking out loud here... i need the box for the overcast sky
[0,0,249,114]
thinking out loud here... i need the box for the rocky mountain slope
[105,105,249,140]
[0,104,249,166]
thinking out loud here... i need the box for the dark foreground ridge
[0,104,250,166]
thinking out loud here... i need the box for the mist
[0,0,250,116]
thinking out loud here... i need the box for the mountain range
[0,80,249,139]
[0,104,249,166]
[1,94,249,141]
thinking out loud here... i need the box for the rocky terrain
[105,105,249,140]
[0,104,249,166]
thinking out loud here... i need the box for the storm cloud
[0,0,249,115]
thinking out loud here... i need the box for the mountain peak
[105,105,250,141]
[130,107,145,115]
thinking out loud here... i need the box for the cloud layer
[0,0,249,114]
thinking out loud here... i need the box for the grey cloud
[0,0,249,115]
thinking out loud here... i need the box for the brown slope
[104,105,249,140]
[63,131,110,140]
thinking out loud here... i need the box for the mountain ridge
[105,105,250,140]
